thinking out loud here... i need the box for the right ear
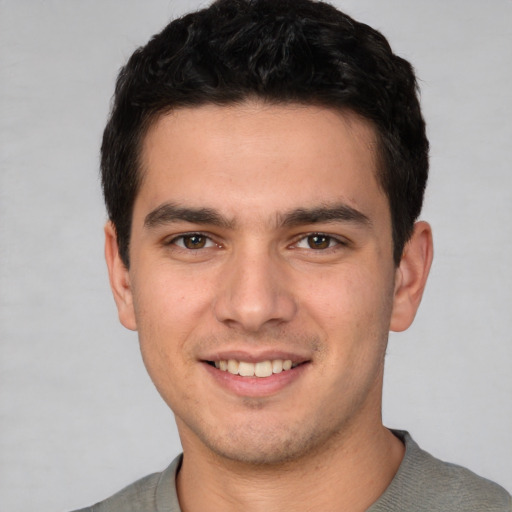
[104,222,137,331]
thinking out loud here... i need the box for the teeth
[213,358,296,377]
[272,359,283,373]
[255,361,273,377]
[227,359,239,375]
[238,361,255,377]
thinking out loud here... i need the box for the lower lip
[202,362,309,397]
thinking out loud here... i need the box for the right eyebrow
[144,202,235,230]
[280,203,372,228]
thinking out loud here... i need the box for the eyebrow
[280,204,372,228]
[144,202,234,229]
[144,201,371,231]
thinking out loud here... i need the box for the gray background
[1,1,511,510]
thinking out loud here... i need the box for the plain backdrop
[1,1,511,510]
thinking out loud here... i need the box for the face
[106,102,427,465]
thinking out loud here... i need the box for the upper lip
[200,348,311,365]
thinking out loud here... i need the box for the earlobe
[104,222,138,331]
[390,221,433,332]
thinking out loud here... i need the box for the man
[75,0,511,510]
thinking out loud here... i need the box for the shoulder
[371,431,511,512]
[411,450,512,511]
[72,472,161,512]
[70,455,182,512]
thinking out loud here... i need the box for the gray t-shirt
[73,431,511,512]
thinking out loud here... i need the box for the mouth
[201,354,311,397]
[205,358,302,378]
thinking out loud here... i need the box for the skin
[105,102,433,511]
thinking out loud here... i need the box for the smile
[208,359,298,377]
[203,356,310,397]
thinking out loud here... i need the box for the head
[101,0,429,268]
[102,0,433,466]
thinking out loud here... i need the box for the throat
[176,425,404,512]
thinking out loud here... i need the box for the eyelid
[291,232,349,250]
[165,231,220,249]
[163,230,349,251]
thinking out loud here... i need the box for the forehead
[137,102,386,224]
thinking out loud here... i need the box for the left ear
[104,221,138,331]
[390,221,433,332]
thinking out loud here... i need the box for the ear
[104,222,137,331]
[390,221,433,332]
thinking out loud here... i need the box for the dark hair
[101,0,428,266]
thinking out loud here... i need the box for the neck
[176,423,404,512]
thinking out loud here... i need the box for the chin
[196,419,341,467]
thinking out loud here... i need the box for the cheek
[133,263,212,331]
[130,267,212,382]
[133,293,201,412]
[304,263,395,376]
[308,264,393,324]
[311,266,393,398]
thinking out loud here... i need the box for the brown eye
[182,235,207,249]
[307,234,331,249]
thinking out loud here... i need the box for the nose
[213,246,297,333]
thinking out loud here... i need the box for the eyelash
[166,232,219,250]
[292,233,347,251]
[165,232,347,252]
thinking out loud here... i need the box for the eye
[172,233,216,250]
[295,233,342,250]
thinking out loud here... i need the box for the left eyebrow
[144,202,234,230]
[279,203,372,228]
